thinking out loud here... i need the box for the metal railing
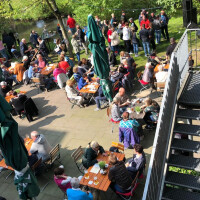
[142,29,200,200]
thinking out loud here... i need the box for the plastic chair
[111,142,124,153]
[137,71,149,93]
[107,107,120,133]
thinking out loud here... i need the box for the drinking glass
[84,170,89,179]
[94,176,99,185]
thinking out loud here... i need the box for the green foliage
[169,166,200,176]
[135,106,141,113]
[98,161,106,169]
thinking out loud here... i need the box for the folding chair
[116,171,140,200]
[31,77,45,94]
[111,142,124,153]
[31,158,50,192]
[45,144,62,168]
[66,93,81,109]
[107,107,120,133]
[71,146,85,174]
[155,82,166,96]
[137,71,149,93]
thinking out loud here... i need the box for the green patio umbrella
[87,15,113,101]
[0,95,40,200]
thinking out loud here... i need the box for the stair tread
[168,154,200,171]
[176,109,200,120]
[165,171,200,190]
[171,138,200,153]
[162,187,200,200]
[174,124,200,136]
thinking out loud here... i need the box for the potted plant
[98,161,106,169]
[135,106,141,114]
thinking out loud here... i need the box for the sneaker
[129,52,133,54]
[135,54,139,57]
[145,54,147,57]
[94,108,100,111]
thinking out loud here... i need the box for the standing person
[121,11,127,22]
[166,38,177,60]
[139,24,150,57]
[107,26,112,47]
[56,24,63,39]
[118,20,125,40]
[37,37,50,61]
[131,29,139,57]
[110,13,118,28]
[153,15,161,44]
[3,33,15,57]
[29,30,39,48]
[76,25,88,55]
[160,10,169,41]
[140,15,150,30]
[109,27,120,55]
[149,13,156,23]
[20,38,30,57]
[14,32,20,46]
[102,20,109,40]
[138,11,144,26]
[123,22,132,53]
[129,18,138,32]
[0,40,9,60]
[67,14,76,35]
[71,35,80,62]
[149,23,156,52]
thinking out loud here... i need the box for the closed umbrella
[87,15,113,101]
[0,95,40,200]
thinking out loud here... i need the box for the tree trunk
[45,0,74,58]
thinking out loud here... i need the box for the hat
[22,56,28,61]
[1,81,7,86]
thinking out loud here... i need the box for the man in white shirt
[155,65,168,83]
[123,22,132,53]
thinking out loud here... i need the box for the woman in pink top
[35,54,48,69]
[0,40,8,60]
[53,64,66,82]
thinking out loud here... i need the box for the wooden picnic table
[79,82,100,94]
[0,138,33,171]
[80,151,125,192]
[5,91,27,103]
[154,63,169,73]
[40,65,56,76]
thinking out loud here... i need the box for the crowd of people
[0,7,181,200]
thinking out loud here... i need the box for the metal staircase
[161,71,200,199]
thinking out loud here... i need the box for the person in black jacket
[139,24,150,57]
[76,25,88,54]
[0,81,12,97]
[129,18,138,32]
[126,144,146,179]
[107,47,117,67]
[3,33,15,57]
[82,141,106,169]
[37,37,49,58]
[29,30,39,48]
[20,38,30,57]
[108,154,133,193]
[149,23,156,51]
[131,29,139,57]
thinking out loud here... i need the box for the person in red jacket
[140,15,150,30]
[58,56,71,72]
[67,14,76,35]
[107,26,113,47]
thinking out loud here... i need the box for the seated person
[65,80,85,107]
[53,64,66,82]
[110,97,122,122]
[0,81,12,97]
[13,62,26,83]
[72,66,81,83]
[125,144,146,179]
[81,58,92,70]
[1,65,17,86]
[141,97,160,129]
[78,73,89,90]
[120,51,126,64]
[11,45,21,58]
[67,177,93,200]
[114,87,130,113]
[119,112,140,149]
[10,91,28,118]
[155,65,168,83]
[107,47,117,67]
[28,62,37,79]
[22,55,31,70]
[82,141,106,169]
[166,37,177,61]
[54,38,62,54]
[30,131,52,162]
[108,154,133,193]
[94,86,107,111]
[34,54,48,69]
[58,55,71,73]
[110,65,127,83]
[78,61,87,76]
[141,62,153,84]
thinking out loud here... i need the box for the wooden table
[0,138,33,171]
[154,63,169,73]
[40,65,56,76]
[79,83,100,94]
[80,151,125,192]
[5,91,27,103]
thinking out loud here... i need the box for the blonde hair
[120,51,125,57]
[144,97,152,106]
[73,66,78,73]
[67,80,74,87]
[110,97,120,109]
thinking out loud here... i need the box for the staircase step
[176,109,200,120]
[168,154,200,172]
[174,124,200,136]
[165,171,200,191]
[162,187,200,200]
[171,138,200,153]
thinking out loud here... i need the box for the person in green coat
[82,141,106,169]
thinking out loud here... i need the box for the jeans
[112,45,119,54]
[95,96,107,109]
[0,48,8,60]
[70,27,76,35]
[110,182,130,193]
[133,43,138,54]
[76,52,80,62]
[142,42,150,56]
[155,30,161,44]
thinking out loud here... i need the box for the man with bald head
[20,38,30,57]
[30,131,52,162]
[114,87,130,113]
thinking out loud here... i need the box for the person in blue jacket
[78,73,90,90]
[67,177,93,200]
